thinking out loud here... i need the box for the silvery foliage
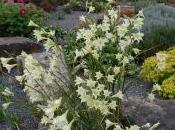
[143,3,175,32]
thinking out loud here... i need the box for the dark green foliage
[142,26,175,50]
[136,26,175,62]
[0,3,47,37]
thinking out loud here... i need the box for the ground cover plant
[0,2,160,129]
[141,47,175,99]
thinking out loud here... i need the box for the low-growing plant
[1,6,159,130]
[0,3,48,37]
[141,47,175,99]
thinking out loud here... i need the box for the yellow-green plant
[1,6,159,130]
[141,47,175,98]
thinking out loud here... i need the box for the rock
[45,11,104,30]
[0,37,41,57]
[119,5,135,17]
[124,97,175,130]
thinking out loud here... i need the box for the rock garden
[0,0,175,130]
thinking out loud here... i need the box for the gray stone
[0,37,41,56]
[124,97,175,130]
[45,11,104,30]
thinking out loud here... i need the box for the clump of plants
[0,3,48,37]
[0,5,159,130]
[141,47,175,99]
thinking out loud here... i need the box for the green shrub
[161,74,175,99]
[141,47,175,98]
[0,3,47,37]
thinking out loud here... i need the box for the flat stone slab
[0,37,41,56]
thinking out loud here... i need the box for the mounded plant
[141,47,175,99]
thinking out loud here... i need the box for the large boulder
[124,97,175,130]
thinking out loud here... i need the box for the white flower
[80,15,86,22]
[105,119,117,129]
[1,88,14,97]
[107,0,114,4]
[77,87,87,96]
[86,79,96,88]
[74,49,84,61]
[156,52,167,71]
[126,125,140,130]
[41,116,50,125]
[108,9,118,19]
[113,67,120,75]
[133,48,141,54]
[2,102,12,109]
[122,56,129,66]
[92,50,100,59]
[148,93,155,102]
[109,101,117,110]
[97,84,105,92]
[112,91,124,100]
[95,71,103,80]
[115,53,123,61]
[103,90,112,97]
[152,84,161,92]
[53,110,69,129]
[114,125,123,130]
[107,75,115,83]
[75,76,84,85]
[92,88,101,99]
[88,6,95,13]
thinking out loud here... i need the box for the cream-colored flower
[109,101,117,110]
[75,76,84,85]
[88,6,95,13]
[95,71,103,80]
[152,84,161,92]
[112,90,124,100]
[103,90,112,97]
[115,53,123,61]
[107,75,115,83]
[148,93,155,102]
[79,15,86,22]
[86,79,96,88]
[113,67,120,75]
